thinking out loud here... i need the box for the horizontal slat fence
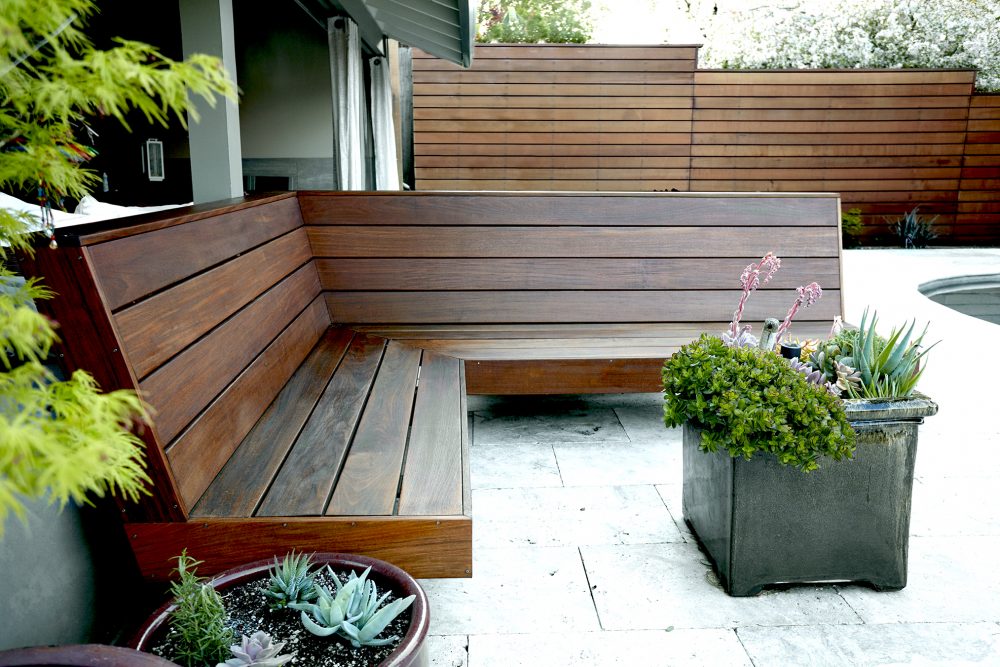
[413,44,697,192]
[413,45,998,244]
[959,95,1000,239]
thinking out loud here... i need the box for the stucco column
[179,0,243,202]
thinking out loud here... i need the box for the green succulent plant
[663,334,856,472]
[840,309,936,399]
[217,631,293,667]
[168,551,234,667]
[263,551,319,610]
[290,566,416,648]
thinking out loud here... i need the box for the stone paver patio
[420,249,1000,666]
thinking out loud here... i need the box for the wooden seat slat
[191,327,354,518]
[166,298,330,509]
[398,352,465,516]
[257,333,386,517]
[326,342,422,516]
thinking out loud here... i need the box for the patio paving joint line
[577,546,605,631]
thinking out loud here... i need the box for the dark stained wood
[116,228,313,379]
[192,327,354,518]
[257,334,386,517]
[465,358,667,395]
[325,290,841,325]
[398,352,464,516]
[126,516,472,579]
[17,245,185,522]
[142,263,321,444]
[54,193,297,247]
[88,196,303,310]
[316,257,842,291]
[326,342,422,516]
[308,226,841,258]
[300,192,840,228]
[167,298,331,510]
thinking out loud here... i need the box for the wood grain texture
[17,246,185,522]
[308,226,840,258]
[192,327,354,518]
[326,342,421,516]
[126,516,472,579]
[299,192,839,227]
[89,196,302,310]
[166,298,330,510]
[317,258,841,291]
[465,358,667,394]
[142,263,321,445]
[325,290,841,324]
[55,193,297,247]
[116,228,312,379]
[397,352,464,516]
[257,334,386,517]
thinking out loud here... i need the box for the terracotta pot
[129,553,429,667]
[0,644,177,666]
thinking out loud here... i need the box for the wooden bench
[23,190,844,580]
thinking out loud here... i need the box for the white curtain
[369,55,400,190]
[328,17,366,190]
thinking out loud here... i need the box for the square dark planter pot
[682,395,938,597]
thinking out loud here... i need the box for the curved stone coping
[918,273,1000,298]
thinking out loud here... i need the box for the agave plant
[217,631,293,667]
[889,206,938,249]
[263,551,319,610]
[840,309,936,399]
[291,566,416,648]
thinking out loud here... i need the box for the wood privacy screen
[412,45,998,244]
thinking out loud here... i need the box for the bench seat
[350,322,835,394]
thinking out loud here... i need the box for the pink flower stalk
[728,252,781,340]
[776,282,823,343]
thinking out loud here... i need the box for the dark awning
[309,0,474,67]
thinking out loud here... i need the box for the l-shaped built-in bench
[22,191,845,579]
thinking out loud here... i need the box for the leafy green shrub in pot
[663,334,856,472]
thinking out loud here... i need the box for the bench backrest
[299,191,844,328]
[26,194,327,518]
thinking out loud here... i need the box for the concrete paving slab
[611,404,671,443]
[419,546,600,636]
[468,629,753,666]
[655,483,694,541]
[555,437,681,487]
[911,477,1000,537]
[737,621,1000,666]
[472,485,684,549]
[470,443,562,490]
[428,635,469,667]
[836,536,1000,624]
[471,396,628,446]
[581,542,863,630]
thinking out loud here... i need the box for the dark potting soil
[152,567,409,666]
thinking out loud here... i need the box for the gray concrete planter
[682,395,938,597]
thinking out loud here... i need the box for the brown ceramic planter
[0,644,177,666]
[129,553,429,667]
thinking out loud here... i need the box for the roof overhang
[309,0,474,67]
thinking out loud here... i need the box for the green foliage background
[477,0,593,43]
[0,0,233,533]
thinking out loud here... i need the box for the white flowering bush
[699,0,1000,92]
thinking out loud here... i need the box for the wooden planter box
[682,395,938,597]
